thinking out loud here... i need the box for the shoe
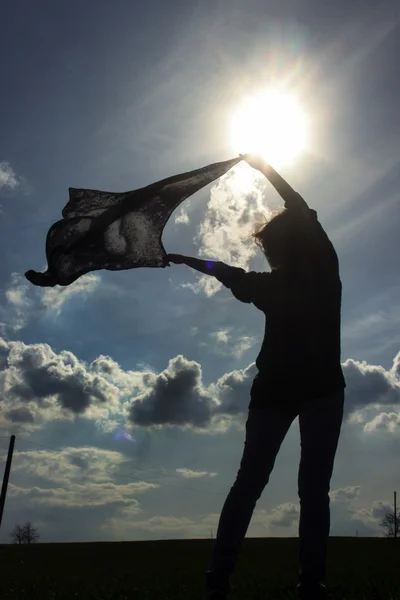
[296,581,327,600]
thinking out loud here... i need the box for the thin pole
[394,491,397,539]
[0,435,16,531]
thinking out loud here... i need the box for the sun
[230,89,308,167]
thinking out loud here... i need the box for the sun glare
[230,89,308,167]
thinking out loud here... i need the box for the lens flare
[113,426,136,443]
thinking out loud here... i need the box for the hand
[165,253,186,265]
[239,153,266,172]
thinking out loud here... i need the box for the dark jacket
[212,190,346,408]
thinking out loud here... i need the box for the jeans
[206,389,345,594]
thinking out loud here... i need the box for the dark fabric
[205,389,344,594]
[25,157,240,287]
[215,208,346,407]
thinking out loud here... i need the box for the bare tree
[379,510,400,538]
[9,524,25,544]
[9,522,40,544]
[22,521,40,544]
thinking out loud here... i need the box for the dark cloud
[0,337,8,370]
[4,407,34,423]
[1,336,399,431]
[342,353,400,416]
[68,455,89,469]
[128,353,400,428]
[129,355,215,428]
[214,363,257,415]
[269,503,299,527]
[1,338,120,419]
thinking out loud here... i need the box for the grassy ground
[0,537,399,599]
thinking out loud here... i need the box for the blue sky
[0,0,399,543]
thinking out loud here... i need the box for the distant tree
[9,522,40,544]
[22,521,40,544]
[379,510,400,538]
[9,524,25,544]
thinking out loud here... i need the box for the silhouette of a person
[166,154,346,600]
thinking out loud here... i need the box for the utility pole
[394,491,397,539]
[0,435,16,531]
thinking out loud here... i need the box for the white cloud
[4,273,32,331]
[364,411,400,434]
[180,276,222,298]
[12,447,131,485]
[174,207,190,224]
[330,485,361,503]
[1,272,100,332]
[210,329,257,359]
[183,165,269,297]
[9,481,153,509]
[234,336,257,359]
[0,338,124,425]
[102,513,220,540]
[0,162,19,190]
[214,329,230,344]
[40,274,100,315]
[176,468,217,479]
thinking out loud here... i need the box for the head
[252,209,311,271]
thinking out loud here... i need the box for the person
[165,154,346,600]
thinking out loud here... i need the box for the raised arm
[241,154,310,215]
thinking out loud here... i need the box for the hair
[252,208,313,271]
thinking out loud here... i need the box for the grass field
[0,537,399,599]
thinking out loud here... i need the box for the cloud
[128,355,215,428]
[9,481,152,509]
[330,486,361,503]
[127,351,399,429]
[2,445,160,541]
[174,206,190,224]
[268,502,299,527]
[176,468,217,479]
[40,274,100,315]
[11,446,133,486]
[103,513,219,540]
[213,363,258,416]
[364,412,400,434]
[347,501,393,537]
[183,165,269,297]
[252,487,386,538]
[180,275,222,298]
[0,162,19,190]
[328,486,386,536]
[1,272,101,332]
[342,354,400,416]
[2,334,399,433]
[0,338,124,424]
[5,406,35,423]
[253,488,362,535]
[214,329,230,344]
[4,273,32,331]
[209,328,257,359]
